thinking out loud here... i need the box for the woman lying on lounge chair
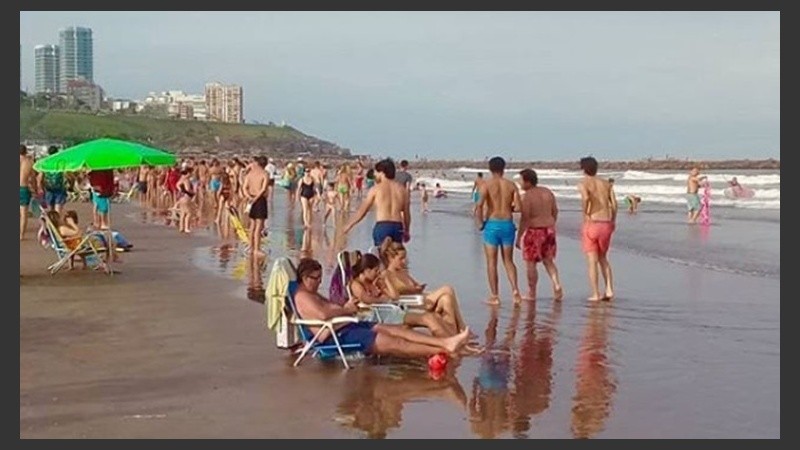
[378,238,468,336]
[349,253,453,337]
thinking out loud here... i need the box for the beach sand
[20,194,779,438]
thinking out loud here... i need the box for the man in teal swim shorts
[475,156,523,305]
[20,145,34,241]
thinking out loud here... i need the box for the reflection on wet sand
[571,303,616,439]
[469,301,561,439]
[335,364,467,439]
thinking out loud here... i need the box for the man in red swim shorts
[577,157,618,301]
[515,169,564,301]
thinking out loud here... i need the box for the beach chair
[112,185,137,203]
[334,250,424,324]
[274,257,367,369]
[40,212,110,275]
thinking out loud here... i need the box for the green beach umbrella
[33,138,177,173]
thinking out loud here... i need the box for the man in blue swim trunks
[292,258,471,358]
[343,158,412,247]
[471,172,485,216]
[475,156,523,305]
[20,145,34,241]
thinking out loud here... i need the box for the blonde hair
[379,237,406,267]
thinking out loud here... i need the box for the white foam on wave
[621,170,780,186]
[418,174,780,210]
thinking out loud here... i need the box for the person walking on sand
[20,145,34,241]
[243,156,270,255]
[471,172,485,216]
[515,169,563,301]
[686,167,707,224]
[474,156,523,305]
[343,158,411,247]
[577,157,617,301]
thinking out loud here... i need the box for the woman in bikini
[177,169,195,233]
[378,237,468,336]
[296,170,317,229]
[349,253,452,337]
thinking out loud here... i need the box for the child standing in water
[323,181,339,226]
[421,183,430,214]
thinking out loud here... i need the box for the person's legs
[585,252,601,301]
[426,285,467,332]
[253,218,264,254]
[373,323,469,354]
[247,213,257,251]
[525,260,539,300]
[371,333,446,358]
[542,258,563,300]
[483,244,499,303]
[598,253,614,300]
[403,312,451,337]
[500,244,522,303]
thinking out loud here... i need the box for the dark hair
[352,253,381,278]
[580,157,598,176]
[47,210,61,227]
[296,258,322,281]
[375,158,396,180]
[255,156,267,168]
[181,168,191,176]
[608,177,615,184]
[48,145,59,155]
[477,172,483,178]
[379,236,406,267]
[64,210,78,224]
[488,156,506,174]
[366,168,375,179]
[400,160,409,168]
[327,181,335,188]
[519,168,538,186]
[20,145,28,155]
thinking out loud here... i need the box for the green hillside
[20,106,349,157]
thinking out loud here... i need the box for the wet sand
[20,196,779,438]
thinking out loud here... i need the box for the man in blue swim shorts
[20,145,34,241]
[292,258,472,359]
[343,158,412,247]
[475,156,523,305]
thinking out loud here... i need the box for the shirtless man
[310,161,325,212]
[20,145,34,240]
[208,159,223,204]
[474,156,522,305]
[471,172,485,215]
[196,160,209,206]
[265,157,277,201]
[136,165,150,202]
[577,157,617,301]
[343,158,411,248]
[516,168,563,301]
[686,167,707,224]
[243,156,270,255]
[293,258,472,359]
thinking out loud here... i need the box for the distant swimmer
[471,172,485,216]
[625,195,642,213]
[577,157,617,302]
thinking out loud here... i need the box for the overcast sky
[20,11,780,160]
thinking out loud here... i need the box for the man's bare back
[371,180,407,222]
[578,176,616,222]
[243,167,268,200]
[520,187,557,229]
[20,155,33,187]
[480,177,518,220]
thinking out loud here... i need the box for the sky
[20,11,780,160]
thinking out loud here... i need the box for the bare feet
[587,295,603,302]
[553,286,564,301]
[523,291,536,301]
[442,327,471,354]
[512,290,523,305]
[603,291,614,301]
[484,296,500,306]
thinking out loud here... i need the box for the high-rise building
[59,26,93,93]
[205,82,243,123]
[34,44,60,94]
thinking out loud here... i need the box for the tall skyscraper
[59,26,93,93]
[205,82,244,123]
[34,44,60,94]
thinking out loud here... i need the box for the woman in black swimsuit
[177,169,195,233]
[296,171,317,229]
